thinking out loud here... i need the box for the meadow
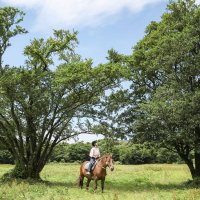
[0,163,200,200]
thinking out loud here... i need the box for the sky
[1,0,193,142]
[1,0,170,67]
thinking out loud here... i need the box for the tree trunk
[178,127,200,179]
[3,133,55,180]
[185,158,196,179]
[7,160,41,179]
[4,153,47,179]
[177,152,196,179]
[175,143,196,179]
[194,126,200,178]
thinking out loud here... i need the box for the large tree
[130,0,200,179]
[102,0,200,180]
[0,7,124,179]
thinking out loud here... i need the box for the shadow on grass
[1,177,199,193]
[0,177,78,188]
[42,180,77,188]
[42,178,200,192]
[105,179,200,192]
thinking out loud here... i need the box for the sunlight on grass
[0,163,200,200]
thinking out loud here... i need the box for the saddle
[85,161,97,172]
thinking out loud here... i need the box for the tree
[131,0,200,179]
[104,0,200,180]
[0,7,124,179]
[0,7,27,72]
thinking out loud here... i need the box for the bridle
[97,155,114,171]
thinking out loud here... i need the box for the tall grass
[0,163,199,200]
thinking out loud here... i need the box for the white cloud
[2,0,165,31]
[2,0,42,8]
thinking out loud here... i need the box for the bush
[0,140,181,165]
[0,150,14,164]
[50,142,90,163]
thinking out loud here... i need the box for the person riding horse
[79,153,114,192]
[86,140,100,175]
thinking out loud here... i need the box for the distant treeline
[0,140,183,165]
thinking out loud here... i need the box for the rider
[86,140,100,175]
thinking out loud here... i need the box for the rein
[96,157,111,170]
[96,159,106,170]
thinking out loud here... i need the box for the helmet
[92,140,97,146]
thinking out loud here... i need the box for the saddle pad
[84,161,97,170]
[84,162,90,170]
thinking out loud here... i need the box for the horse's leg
[101,177,105,193]
[86,178,91,190]
[94,177,98,191]
[79,175,84,189]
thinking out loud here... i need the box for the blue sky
[0,0,171,67]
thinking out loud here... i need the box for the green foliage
[156,148,183,164]
[24,29,78,70]
[48,140,180,164]
[0,7,27,69]
[50,142,91,163]
[0,150,13,164]
[102,0,200,179]
[117,142,180,164]
[0,7,124,179]
[129,1,200,174]
[66,142,90,162]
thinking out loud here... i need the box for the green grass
[0,163,199,200]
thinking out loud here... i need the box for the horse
[78,154,114,192]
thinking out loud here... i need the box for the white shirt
[89,147,100,158]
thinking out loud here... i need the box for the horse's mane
[98,154,112,161]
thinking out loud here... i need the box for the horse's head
[104,154,114,171]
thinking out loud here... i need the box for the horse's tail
[78,162,85,188]
[78,175,84,188]
[74,176,80,186]
[74,176,83,187]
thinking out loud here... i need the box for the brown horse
[78,154,114,192]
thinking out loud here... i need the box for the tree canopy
[101,0,200,179]
[0,7,125,179]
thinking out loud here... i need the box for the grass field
[0,163,200,200]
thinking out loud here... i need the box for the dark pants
[88,157,95,172]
